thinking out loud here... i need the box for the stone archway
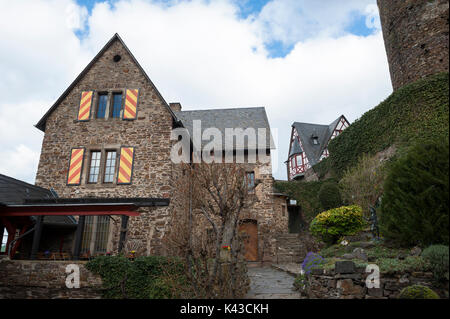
[238,219,258,261]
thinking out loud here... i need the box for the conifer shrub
[399,285,440,299]
[309,205,366,245]
[422,245,449,282]
[318,182,343,211]
[379,140,449,246]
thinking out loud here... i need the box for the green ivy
[86,255,191,299]
[327,72,449,177]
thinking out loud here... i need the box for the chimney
[169,102,182,112]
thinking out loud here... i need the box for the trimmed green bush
[309,205,366,245]
[327,72,449,177]
[399,285,440,299]
[422,245,449,282]
[379,140,449,246]
[318,182,342,211]
[86,255,190,299]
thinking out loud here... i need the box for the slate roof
[174,107,274,150]
[290,115,346,166]
[0,174,76,225]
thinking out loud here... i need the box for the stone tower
[377,0,449,90]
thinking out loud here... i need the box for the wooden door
[238,220,258,261]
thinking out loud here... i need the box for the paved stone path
[245,266,301,299]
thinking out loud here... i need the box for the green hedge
[327,72,449,176]
[86,255,190,299]
[379,140,449,247]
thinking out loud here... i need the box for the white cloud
[251,0,380,45]
[0,0,392,183]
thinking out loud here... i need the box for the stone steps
[275,233,306,264]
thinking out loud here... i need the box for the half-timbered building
[286,115,349,180]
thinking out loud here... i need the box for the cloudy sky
[0,0,392,183]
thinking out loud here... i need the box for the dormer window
[312,136,319,145]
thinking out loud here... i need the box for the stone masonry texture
[34,36,288,261]
[377,0,449,90]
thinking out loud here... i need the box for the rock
[399,274,409,284]
[367,287,383,297]
[335,261,356,274]
[359,242,376,249]
[337,279,364,296]
[410,246,422,256]
[352,248,368,261]
[342,253,356,260]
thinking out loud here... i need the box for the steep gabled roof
[174,107,274,150]
[35,33,179,132]
[291,115,347,166]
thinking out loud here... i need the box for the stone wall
[0,259,103,299]
[306,260,447,299]
[34,37,177,256]
[377,0,449,90]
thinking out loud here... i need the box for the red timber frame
[288,128,311,180]
[319,116,350,161]
[0,204,139,259]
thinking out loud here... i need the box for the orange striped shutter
[67,148,85,185]
[123,89,139,120]
[117,147,135,184]
[77,91,93,121]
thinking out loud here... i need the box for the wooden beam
[1,204,139,217]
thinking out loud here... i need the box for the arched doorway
[238,219,258,261]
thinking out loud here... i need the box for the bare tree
[163,162,254,298]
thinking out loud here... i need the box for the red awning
[0,204,140,217]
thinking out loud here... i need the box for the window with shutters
[103,151,117,183]
[96,93,108,119]
[111,93,123,118]
[88,151,101,183]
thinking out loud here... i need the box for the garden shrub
[399,285,440,299]
[422,245,449,282]
[301,252,325,274]
[339,152,387,216]
[318,182,342,211]
[379,139,449,246]
[309,205,366,245]
[86,255,190,299]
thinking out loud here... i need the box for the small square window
[246,172,255,192]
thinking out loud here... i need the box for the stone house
[0,34,299,263]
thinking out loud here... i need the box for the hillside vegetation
[324,72,449,176]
